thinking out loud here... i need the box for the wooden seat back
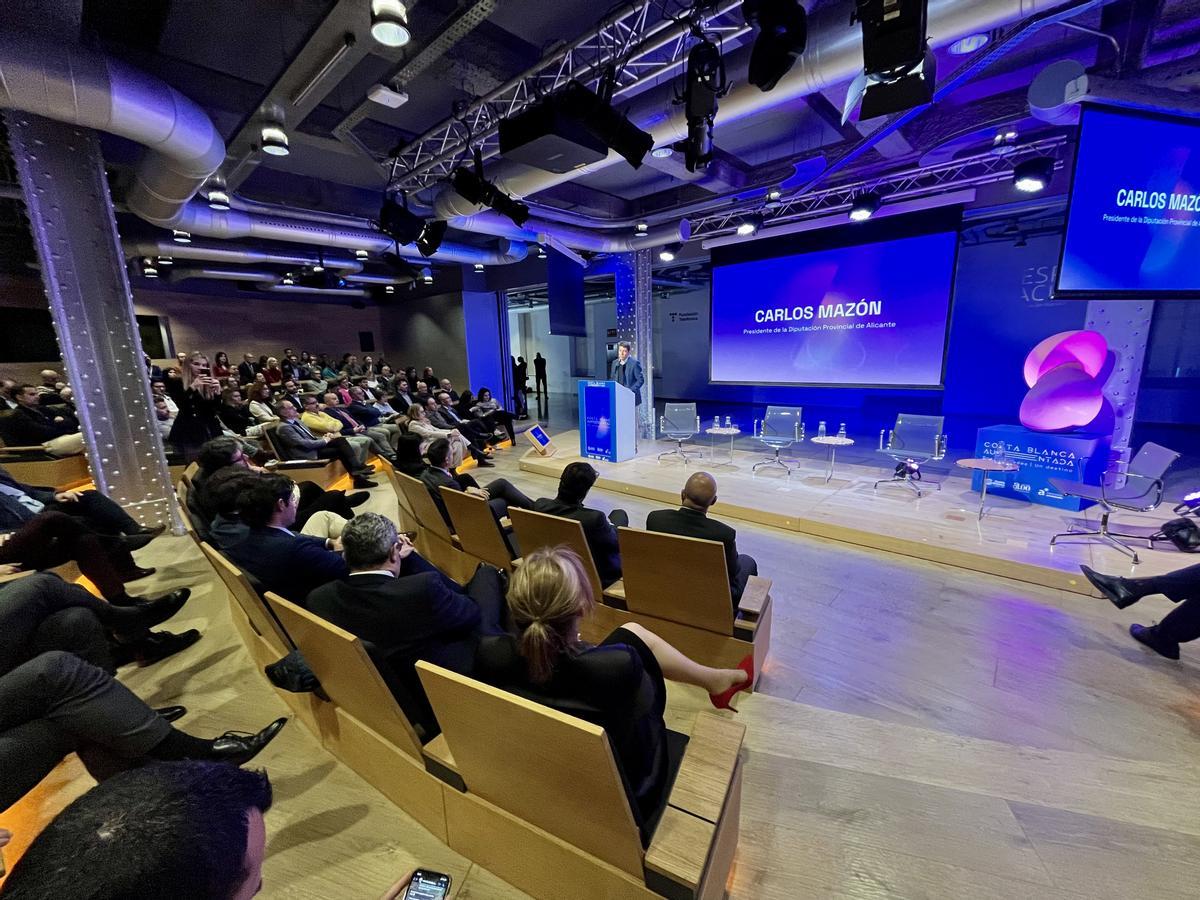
[182,461,199,487]
[438,486,514,570]
[506,507,603,602]
[617,527,735,634]
[266,592,425,760]
[199,542,292,658]
[392,471,456,544]
[382,468,420,534]
[416,661,644,877]
[175,478,201,544]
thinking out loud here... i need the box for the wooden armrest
[272,459,330,469]
[644,807,716,894]
[0,444,51,453]
[667,713,745,823]
[0,569,36,585]
[421,732,465,792]
[602,579,626,603]
[736,577,771,617]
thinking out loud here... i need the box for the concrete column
[614,249,654,438]
[1085,299,1154,478]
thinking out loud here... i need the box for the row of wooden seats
[183,485,746,898]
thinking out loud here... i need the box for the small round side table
[956,457,1020,520]
[811,435,855,483]
[705,426,741,466]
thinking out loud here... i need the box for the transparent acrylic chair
[874,413,946,497]
[752,406,804,475]
[657,402,702,462]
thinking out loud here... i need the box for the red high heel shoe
[709,654,754,711]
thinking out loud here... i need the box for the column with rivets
[613,249,654,439]
[2,2,181,529]
[1085,299,1154,483]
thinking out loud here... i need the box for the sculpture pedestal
[973,425,1111,511]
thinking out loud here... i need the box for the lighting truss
[387,0,750,191]
[690,135,1069,238]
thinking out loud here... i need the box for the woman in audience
[217,386,255,435]
[165,352,224,462]
[471,386,517,443]
[263,356,284,386]
[320,355,339,381]
[211,351,231,382]
[475,547,752,829]
[401,402,472,468]
[455,388,476,420]
[246,382,278,424]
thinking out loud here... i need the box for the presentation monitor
[1056,105,1200,298]
[709,224,958,388]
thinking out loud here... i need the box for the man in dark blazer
[533,462,627,588]
[646,472,758,607]
[419,438,533,531]
[307,513,505,676]
[0,464,159,537]
[609,341,645,407]
[223,473,349,606]
[236,353,259,386]
[273,400,377,489]
[0,385,81,450]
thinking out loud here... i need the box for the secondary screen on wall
[710,230,957,387]
[1057,105,1200,297]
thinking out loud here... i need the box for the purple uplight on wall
[1018,329,1110,432]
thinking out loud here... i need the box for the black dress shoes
[121,566,158,582]
[1080,565,1140,609]
[346,491,371,508]
[114,628,202,667]
[1130,624,1181,660]
[209,717,289,765]
[353,475,378,489]
[116,588,191,631]
[119,532,158,552]
[127,525,166,539]
[154,705,188,723]
[476,458,495,468]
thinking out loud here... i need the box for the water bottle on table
[818,421,826,438]
[838,423,846,439]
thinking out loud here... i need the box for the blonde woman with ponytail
[475,546,750,829]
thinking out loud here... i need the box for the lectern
[577,379,637,463]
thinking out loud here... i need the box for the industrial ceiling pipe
[125,239,365,274]
[1029,58,1200,123]
[168,266,280,284]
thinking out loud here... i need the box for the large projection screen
[709,229,958,388]
[1056,105,1200,298]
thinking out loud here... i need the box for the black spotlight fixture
[679,34,729,173]
[498,78,654,173]
[735,213,764,236]
[380,192,448,256]
[849,190,881,222]
[743,0,808,92]
[451,148,530,226]
[658,242,683,262]
[855,0,935,119]
[1013,156,1054,193]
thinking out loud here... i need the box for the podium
[578,379,637,463]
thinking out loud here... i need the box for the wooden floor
[3,431,1200,899]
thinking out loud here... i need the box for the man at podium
[609,340,644,407]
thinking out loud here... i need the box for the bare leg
[619,622,747,694]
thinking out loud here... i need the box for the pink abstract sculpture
[1019,330,1109,432]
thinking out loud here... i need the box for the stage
[521,430,1188,594]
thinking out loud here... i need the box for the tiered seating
[0,436,91,489]
[260,421,350,489]
[388,471,484,583]
[437,486,518,571]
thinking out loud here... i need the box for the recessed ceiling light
[651,146,674,159]
[635,221,649,233]
[421,266,433,284]
[371,0,411,48]
[260,124,290,156]
[385,284,395,293]
[157,255,173,266]
[474,263,485,272]
[355,249,369,260]
[206,188,230,211]
[949,33,990,55]
[142,259,158,278]
[172,229,191,244]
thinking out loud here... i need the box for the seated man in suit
[319,392,397,464]
[428,392,495,455]
[222,473,349,606]
[533,462,627,588]
[346,386,403,449]
[307,512,505,680]
[274,399,377,490]
[1,384,84,457]
[646,472,758,607]
[1081,561,1200,661]
[0,463,161,539]
[419,438,533,531]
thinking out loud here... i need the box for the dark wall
[380,291,469,388]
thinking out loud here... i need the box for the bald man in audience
[646,472,758,608]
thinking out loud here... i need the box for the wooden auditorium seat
[437,486,519,571]
[417,661,746,899]
[505,507,613,603]
[260,421,345,489]
[0,441,91,489]
[389,471,481,583]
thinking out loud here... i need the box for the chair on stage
[752,406,804,474]
[658,402,702,463]
[1049,441,1181,564]
[874,413,946,497]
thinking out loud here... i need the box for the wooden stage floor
[521,429,1189,593]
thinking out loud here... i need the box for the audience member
[420,438,533,529]
[402,403,478,467]
[437,378,459,403]
[212,351,232,381]
[277,379,304,412]
[470,386,516,443]
[263,356,284,386]
[144,353,163,382]
[236,352,258,385]
[166,352,224,462]
[154,397,175,440]
[346,387,403,446]
[1,762,275,896]
[0,384,83,456]
[274,400,377,489]
[430,393,495,456]
[0,464,162,539]
[152,379,178,416]
[534,462,627,588]
[319,392,396,464]
[475,547,750,830]
[1082,562,1200,660]
[217,387,258,436]
[1,377,18,409]
[223,474,350,605]
[246,383,278,423]
[646,472,758,606]
[342,354,365,377]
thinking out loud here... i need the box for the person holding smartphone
[165,351,225,462]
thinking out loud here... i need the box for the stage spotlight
[172,229,191,244]
[260,123,290,156]
[949,32,989,55]
[416,220,448,257]
[743,0,808,92]
[856,0,935,119]
[635,221,649,233]
[1013,156,1054,193]
[736,213,764,236]
[370,0,411,48]
[380,193,449,255]
[849,190,881,221]
[420,266,434,285]
[651,146,674,159]
[451,156,530,227]
[681,37,729,173]
[658,242,682,262]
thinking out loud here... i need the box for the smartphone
[404,869,452,900]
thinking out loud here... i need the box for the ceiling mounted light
[1013,156,1054,193]
[744,0,808,92]
[856,0,935,118]
[651,146,674,159]
[141,259,158,278]
[635,221,649,233]
[767,188,782,201]
[371,0,411,48]
[849,190,882,221]
[420,266,434,285]
[206,188,230,211]
[260,123,290,156]
[682,37,729,173]
[157,255,173,266]
[735,214,764,237]
[282,275,295,285]
[473,263,485,273]
[172,229,191,244]
[355,249,369,260]
[658,242,682,262]
[537,245,547,259]
[385,284,395,293]
[949,32,990,55]
[380,193,448,256]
